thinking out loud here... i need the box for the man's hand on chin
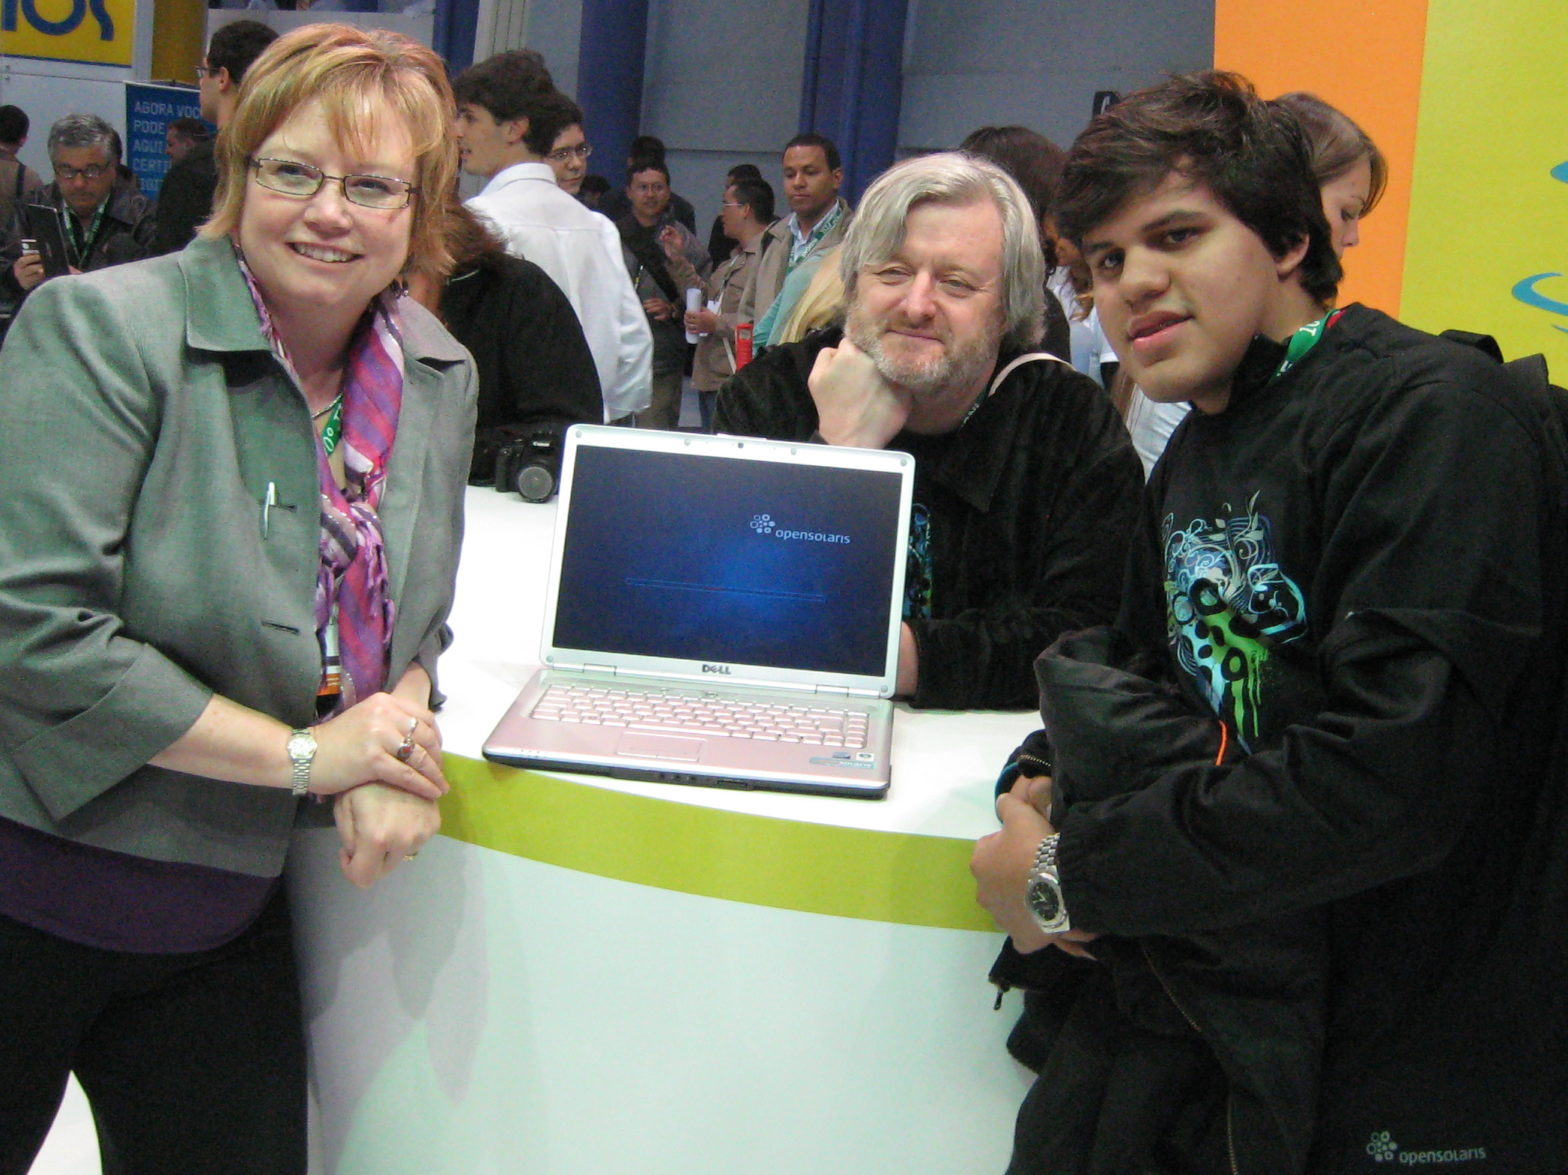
[808,336,911,448]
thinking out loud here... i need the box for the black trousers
[0,887,307,1175]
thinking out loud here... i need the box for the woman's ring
[395,717,418,763]
[403,852,419,862]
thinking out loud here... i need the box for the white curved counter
[289,487,1042,1174]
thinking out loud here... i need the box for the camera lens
[515,464,556,502]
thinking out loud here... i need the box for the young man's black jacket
[994,305,1568,1174]
[714,327,1143,710]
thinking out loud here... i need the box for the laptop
[482,425,915,799]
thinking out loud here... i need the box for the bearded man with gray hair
[715,152,1141,710]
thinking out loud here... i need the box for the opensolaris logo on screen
[749,513,851,545]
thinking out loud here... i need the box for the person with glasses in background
[152,19,278,257]
[594,134,698,232]
[544,119,593,197]
[0,112,155,308]
[0,25,475,1173]
[672,172,773,429]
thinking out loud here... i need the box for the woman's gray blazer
[0,235,477,877]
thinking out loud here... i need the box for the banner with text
[0,0,135,66]
[125,81,203,201]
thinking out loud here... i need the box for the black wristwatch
[1025,833,1070,934]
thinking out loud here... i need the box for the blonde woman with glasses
[0,25,475,1173]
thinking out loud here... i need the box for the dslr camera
[492,426,565,503]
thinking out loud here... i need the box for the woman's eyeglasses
[249,157,417,211]
[546,143,593,164]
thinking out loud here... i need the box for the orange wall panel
[1213,1,1429,315]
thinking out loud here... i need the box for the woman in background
[958,124,1074,366]
[1276,90,1388,260]
[0,25,474,1173]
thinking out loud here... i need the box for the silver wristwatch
[286,728,317,799]
[1025,833,1070,934]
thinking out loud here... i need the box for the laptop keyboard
[531,683,870,748]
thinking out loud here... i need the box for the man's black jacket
[715,328,1142,710]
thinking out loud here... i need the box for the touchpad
[617,732,705,761]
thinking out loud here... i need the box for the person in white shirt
[452,53,651,422]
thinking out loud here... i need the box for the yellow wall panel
[0,0,136,66]
[1401,0,1568,368]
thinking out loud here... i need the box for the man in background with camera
[454,52,652,425]
[0,113,155,307]
[618,160,709,430]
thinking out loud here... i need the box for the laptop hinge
[813,684,882,698]
[553,662,617,676]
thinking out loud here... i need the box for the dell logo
[701,663,732,675]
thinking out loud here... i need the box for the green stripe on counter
[439,754,995,932]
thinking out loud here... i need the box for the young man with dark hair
[738,131,852,346]
[0,105,45,334]
[150,19,277,255]
[595,132,697,232]
[453,55,651,423]
[784,130,840,173]
[202,18,280,96]
[617,160,709,430]
[452,48,553,118]
[972,70,1568,1174]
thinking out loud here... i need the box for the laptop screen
[551,442,906,678]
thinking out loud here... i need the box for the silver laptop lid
[539,425,915,698]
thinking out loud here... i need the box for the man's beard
[844,296,1000,403]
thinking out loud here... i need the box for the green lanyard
[786,202,842,271]
[319,396,345,457]
[64,201,107,270]
[1271,311,1337,383]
